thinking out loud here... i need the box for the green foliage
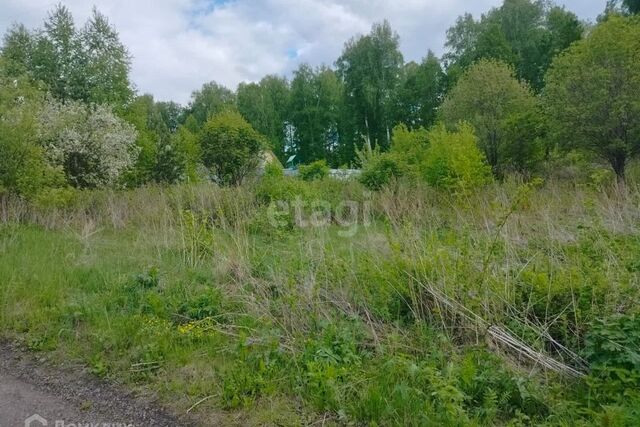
[440,59,538,177]
[360,123,492,191]
[237,75,290,162]
[199,111,266,186]
[584,314,640,412]
[0,64,65,198]
[501,109,545,174]
[1,5,132,106]
[38,98,139,188]
[389,124,429,177]
[298,160,329,182]
[120,95,194,185]
[626,0,640,14]
[289,65,344,165]
[359,153,404,190]
[4,180,640,424]
[444,1,583,92]
[423,123,493,190]
[589,168,616,190]
[395,52,446,131]
[80,8,133,105]
[263,161,284,178]
[544,15,640,180]
[187,81,236,127]
[585,314,640,376]
[0,86,57,197]
[178,287,223,321]
[4,3,640,425]
[179,209,214,267]
[135,266,160,289]
[337,20,403,153]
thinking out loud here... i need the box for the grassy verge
[1,178,640,425]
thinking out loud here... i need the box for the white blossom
[38,99,139,188]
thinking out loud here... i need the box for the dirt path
[0,341,194,427]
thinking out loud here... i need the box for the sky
[0,0,607,104]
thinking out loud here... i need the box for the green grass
[2,178,640,425]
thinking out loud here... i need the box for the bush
[199,111,266,186]
[0,68,66,198]
[440,59,538,177]
[423,123,493,191]
[298,160,329,182]
[263,161,284,178]
[584,314,640,406]
[390,124,429,178]
[37,99,139,188]
[585,314,640,375]
[359,154,404,190]
[255,173,310,204]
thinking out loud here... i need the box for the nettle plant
[584,314,640,385]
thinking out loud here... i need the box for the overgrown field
[2,175,640,426]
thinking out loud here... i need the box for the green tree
[120,95,191,185]
[0,59,62,197]
[187,81,236,126]
[120,95,163,185]
[289,64,343,165]
[237,75,290,162]
[389,124,429,178]
[544,15,640,181]
[80,7,132,105]
[443,1,582,92]
[626,0,640,13]
[32,4,86,101]
[2,4,134,106]
[395,52,445,130]
[443,13,482,72]
[502,109,545,174]
[493,0,547,89]
[440,59,538,177]
[602,0,640,16]
[170,126,200,182]
[1,24,35,76]
[199,111,266,185]
[543,7,584,69]
[359,154,404,190]
[337,20,403,154]
[156,101,183,133]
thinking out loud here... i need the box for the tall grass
[1,177,640,425]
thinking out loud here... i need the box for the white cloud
[0,0,606,104]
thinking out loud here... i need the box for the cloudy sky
[0,0,606,104]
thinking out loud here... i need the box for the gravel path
[0,341,194,427]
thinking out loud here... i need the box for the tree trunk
[611,154,626,183]
[386,124,391,149]
[364,115,372,149]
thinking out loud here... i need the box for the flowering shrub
[38,99,139,188]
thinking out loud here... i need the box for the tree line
[1,0,640,198]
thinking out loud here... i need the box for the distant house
[260,150,280,167]
[259,151,360,180]
[329,169,361,180]
[257,150,281,175]
[285,155,299,169]
[282,168,360,179]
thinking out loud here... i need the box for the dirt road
[0,341,192,427]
